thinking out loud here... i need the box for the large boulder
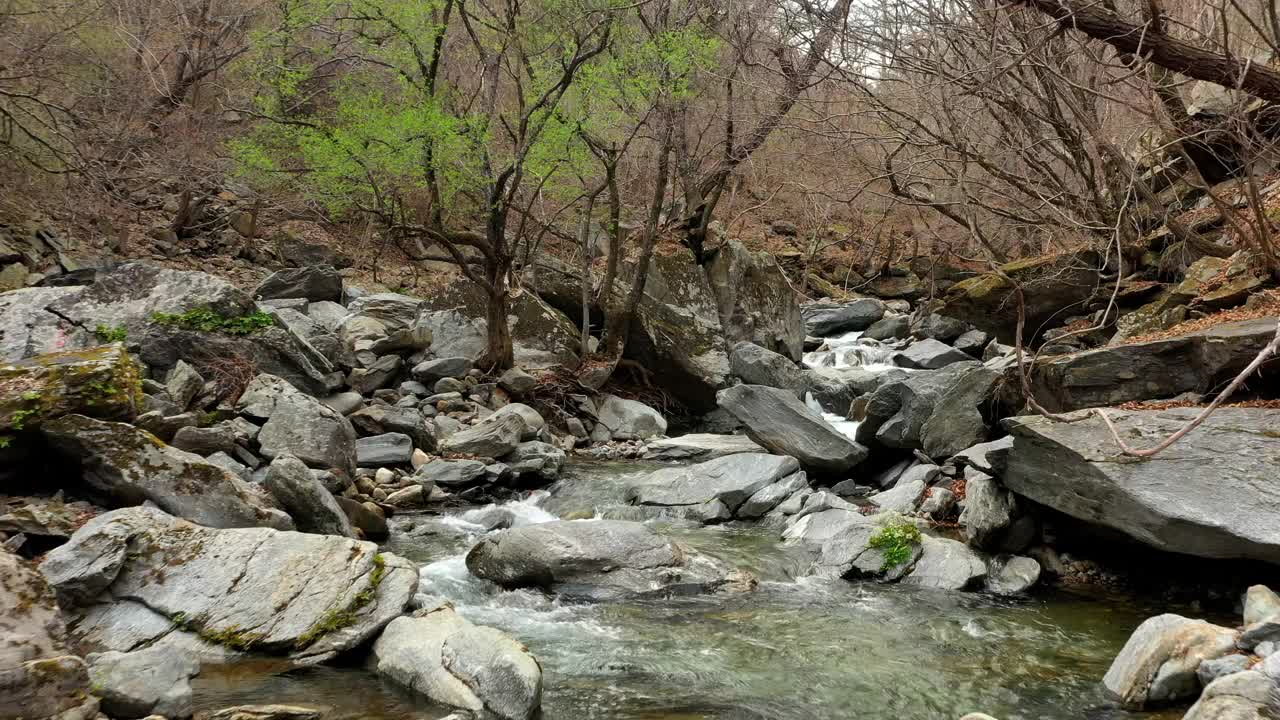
[465,520,737,599]
[813,514,924,582]
[237,374,357,477]
[0,549,97,720]
[595,395,666,440]
[728,341,808,396]
[717,384,866,473]
[705,240,804,361]
[1102,614,1237,709]
[901,536,988,591]
[370,607,542,720]
[1,344,143,431]
[857,362,1000,458]
[626,453,801,516]
[254,266,343,303]
[39,507,417,662]
[263,455,355,538]
[941,251,1100,343]
[1028,316,1280,412]
[41,414,291,530]
[416,280,582,369]
[800,298,885,337]
[1004,408,1280,565]
[86,646,199,719]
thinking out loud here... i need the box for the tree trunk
[1014,0,1280,105]
[482,286,514,371]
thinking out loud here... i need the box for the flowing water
[193,461,1188,720]
[192,328,1189,719]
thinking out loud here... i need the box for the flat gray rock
[442,414,526,459]
[596,395,667,440]
[39,507,417,661]
[643,434,765,461]
[1004,408,1280,565]
[627,453,800,514]
[902,536,987,591]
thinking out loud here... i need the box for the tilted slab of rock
[42,414,291,530]
[706,240,804,362]
[717,384,867,473]
[801,298,886,337]
[39,507,417,662]
[465,519,739,599]
[643,433,765,461]
[1028,316,1280,412]
[626,453,801,515]
[1004,408,1280,565]
[370,607,542,720]
[858,361,1000,459]
[0,549,98,720]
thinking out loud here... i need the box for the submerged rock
[717,384,867,473]
[1004,408,1280,565]
[465,519,737,599]
[39,507,417,662]
[370,607,542,720]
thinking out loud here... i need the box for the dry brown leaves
[1123,289,1280,344]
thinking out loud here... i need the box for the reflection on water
[193,462,1188,720]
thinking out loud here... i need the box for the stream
[193,460,1188,720]
[192,330,1188,719]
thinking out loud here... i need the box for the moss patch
[151,307,274,336]
[294,553,388,650]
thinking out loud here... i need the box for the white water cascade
[801,330,905,442]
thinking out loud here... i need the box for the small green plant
[0,435,12,449]
[9,408,37,431]
[93,324,128,343]
[868,517,923,572]
[151,307,274,336]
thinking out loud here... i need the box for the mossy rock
[0,344,142,431]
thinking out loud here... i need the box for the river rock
[442,414,526,458]
[1003,408,1280,565]
[941,251,1100,343]
[717,384,867,473]
[412,357,473,384]
[348,405,435,451]
[1102,613,1238,708]
[347,354,402,395]
[205,705,324,720]
[465,520,736,599]
[86,646,199,719]
[165,360,205,410]
[503,441,566,480]
[491,404,546,440]
[1183,670,1276,720]
[255,266,343,303]
[782,506,868,546]
[1245,586,1280,626]
[627,454,801,516]
[1,344,144,431]
[864,314,910,341]
[729,341,808,396]
[738,472,810,519]
[951,437,1013,476]
[643,434,764,461]
[868,464,937,513]
[814,514,923,582]
[370,607,542,720]
[263,455,355,537]
[1028,316,1280,412]
[895,339,972,370]
[595,395,667,440]
[356,432,414,466]
[1198,655,1253,687]
[416,459,488,487]
[237,374,358,477]
[335,497,388,541]
[39,507,417,661]
[958,469,1020,551]
[0,549,97,720]
[902,536,988,591]
[985,555,1041,595]
[857,362,998,458]
[41,414,291,530]
[801,299,886,336]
